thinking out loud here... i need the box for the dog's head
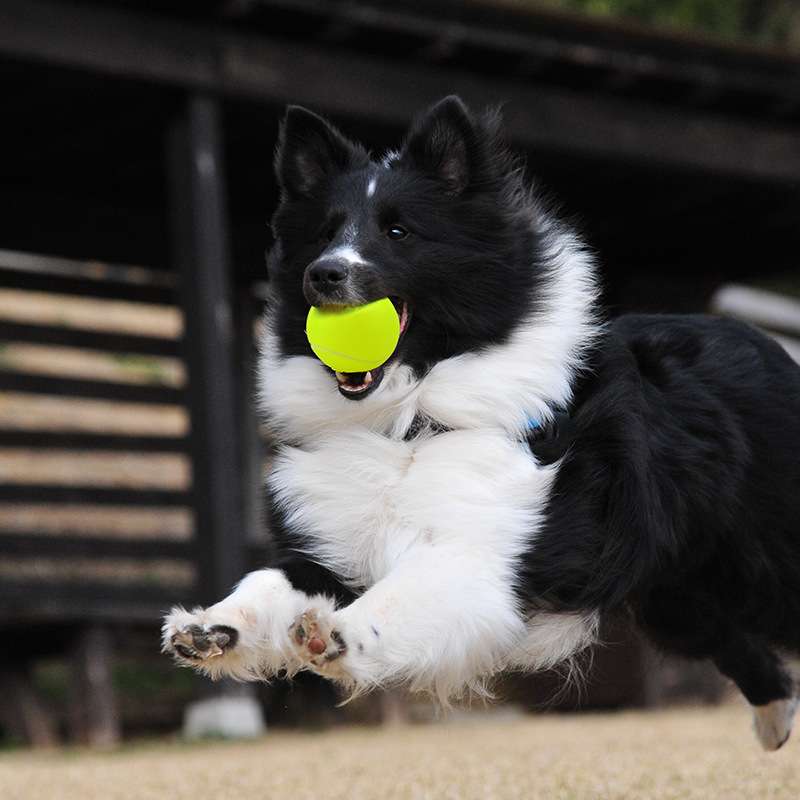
[267,96,545,401]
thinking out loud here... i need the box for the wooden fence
[0,251,193,622]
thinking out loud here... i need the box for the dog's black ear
[275,106,364,198]
[400,96,478,195]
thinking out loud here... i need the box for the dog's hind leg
[713,637,797,751]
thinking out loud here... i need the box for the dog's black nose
[308,259,348,291]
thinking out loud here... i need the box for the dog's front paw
[290,608,348,677]
[162,607,240,671]
[170,623,238,663]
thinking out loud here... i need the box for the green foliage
[112,659,201,698]
[539,0,800,49]
[111,353,169,385]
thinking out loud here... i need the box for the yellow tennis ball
[306,298,400,373]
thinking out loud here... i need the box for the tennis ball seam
[306,338,387,367]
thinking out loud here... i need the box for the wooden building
[0,0,798,743]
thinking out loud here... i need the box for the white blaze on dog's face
[260,96,598,442]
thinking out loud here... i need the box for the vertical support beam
[0,663,59,748]
[168,93,245,604]
[68,626,120,748]
[168,94,265,738]
[235,286,266,549]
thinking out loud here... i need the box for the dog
[163,96,800,750]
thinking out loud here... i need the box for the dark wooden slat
[0,484,190,506]
[236,288,266,549]
[0,249,175,284]
[0,372,184,404]
[2,0,800,182]
[0,533,192,560]
[0,430,189,453]
[224,40,800,183]
[0,580,193,623]
[0,268,174,305]
[274,1,800,103]
[0,321,180,357]
[260,0,800,69]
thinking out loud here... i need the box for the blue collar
[526,406,573,465]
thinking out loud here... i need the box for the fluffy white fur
[163,218,601,700]
[162,568,325,681]
[510,611,600,672]
[257,220,599,444]
[269,428,557,700]
[752,697,799,751]
[326,244,369,268]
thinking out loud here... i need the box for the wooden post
[236,286,266,549]
[68,626,120,748]
[167,93,246,604]
[167,94,265,737]
[0,664,59,748]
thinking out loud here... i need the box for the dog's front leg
[289,545,526,700]
[162,568,334,681]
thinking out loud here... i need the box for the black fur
[265,489,358,608]
[522,314,800,705]
[267,96,800,711]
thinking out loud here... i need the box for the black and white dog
[164,96,800,750]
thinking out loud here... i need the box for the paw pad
[169,624,239,663]
[291,609,346,665]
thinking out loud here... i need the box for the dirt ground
[1,703,799,800]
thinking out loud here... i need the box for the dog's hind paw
[753,697,798,751]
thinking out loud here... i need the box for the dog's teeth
[336,370,375,393]
[337,371,374,392]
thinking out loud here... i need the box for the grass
[1,704,799,799]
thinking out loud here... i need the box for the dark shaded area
[3,58,798,317]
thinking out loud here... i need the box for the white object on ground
[182,693,266,740]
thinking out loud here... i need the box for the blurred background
[1,0,799,750]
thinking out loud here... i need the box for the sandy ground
[2,704,799,800]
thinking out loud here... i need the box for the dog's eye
[319,218,343,244]
[386,225,409,241]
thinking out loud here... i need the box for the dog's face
[269,96,539,400]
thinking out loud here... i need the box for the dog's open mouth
[334,298,410,400]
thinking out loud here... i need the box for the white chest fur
[268,427,558,590]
